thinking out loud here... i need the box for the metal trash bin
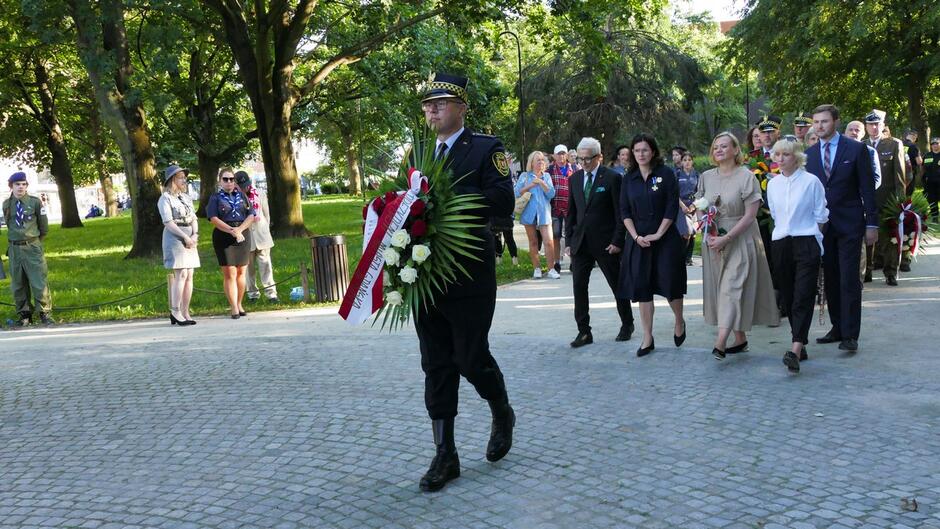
[310,234,349,302]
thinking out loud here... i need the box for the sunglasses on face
[221,177,236,182]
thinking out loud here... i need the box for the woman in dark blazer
[618,133,688,357]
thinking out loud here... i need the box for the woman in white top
[157,165,201,326]
[767,139,829,373]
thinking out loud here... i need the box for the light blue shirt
[819,132,840,172]
[514,171,555,226]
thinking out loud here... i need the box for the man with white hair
[565,137,634,348]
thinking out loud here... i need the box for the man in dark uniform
[413,73,515,492]
[755,114,781,158]
[865,109,907,284]
[924,138,940,222]
[793,112,813,143]
[3,172,53,326]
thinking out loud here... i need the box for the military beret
[757,114,782,132]
[8,171,27,185]
[421,73,469,105]
[864,109,886,124]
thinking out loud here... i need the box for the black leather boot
[486,399,515,462]
[419,418,459,492]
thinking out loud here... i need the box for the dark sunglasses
[221,177,236,182]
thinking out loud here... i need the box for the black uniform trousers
[822,230,863,340]
[415,293,507,420]
[571,246,634,334]
[773,236,820,345]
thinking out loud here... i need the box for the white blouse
[766,168,829,253]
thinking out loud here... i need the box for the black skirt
[212,227,251,266]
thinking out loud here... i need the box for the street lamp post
[494,30,526,160]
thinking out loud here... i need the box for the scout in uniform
[793,112,813,143]
[413,73,515,492]
[3,172,53,325]
[865,109,907,283]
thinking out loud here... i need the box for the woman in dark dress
[207,167,256,319]
[618,133,688,357]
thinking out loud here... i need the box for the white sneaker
[547,269,561,279]
[511,257,518,266]
[533,268,543,279]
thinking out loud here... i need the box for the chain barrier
[0,271,304,311]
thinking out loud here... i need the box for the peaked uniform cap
[864,109,886,123]
[421,73,469,104]
[757,114,782,132]
[793,112,813,126]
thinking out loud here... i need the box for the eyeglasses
[221,177,236,182]
[576,154,598,163]
[421,100,458,112]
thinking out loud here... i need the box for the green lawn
[0,196,533,323]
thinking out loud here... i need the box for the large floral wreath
[746,150,779,230]
[339,128,486,330]
[879,191,932,262]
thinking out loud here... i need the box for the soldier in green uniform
[3,172,53,325]
[864,110,907,284]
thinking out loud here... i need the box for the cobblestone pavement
[2,245,940,529]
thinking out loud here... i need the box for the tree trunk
[90,113,118,217]
[34,61,82,228]
[196,151,220,217]
[259,113,307,238]
[342,127,363,195]
[70,0,163,258]
[906,75,928,149]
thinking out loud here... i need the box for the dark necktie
[823,142,832,178]
[15,200,25,228]
[436,143,448,160]
[583,171,593,199]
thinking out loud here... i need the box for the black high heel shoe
[674,321,686,347]
[170,314,183,325]
[636,338,655,357]
[712,347,726,360]
[183,319,197,326]
[726,341,748,354]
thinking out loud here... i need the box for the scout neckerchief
[15,199,26,227]
[221,189,242,218]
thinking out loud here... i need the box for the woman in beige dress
[696,132,779,359]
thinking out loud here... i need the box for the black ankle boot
[486,399,515,462]
[419,418,459,492]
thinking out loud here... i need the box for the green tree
[0,0,84,227]
[725,0,940,142]
[203,0,529,238]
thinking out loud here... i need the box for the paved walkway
[2,243,940,529]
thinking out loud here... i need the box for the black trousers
[571,246,634,334]
[415,294,507,420]
[927,181,940,221]
[493,228,518,258]
[773,236,820,345]
[822,230,863,340]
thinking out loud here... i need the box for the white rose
[383,270,391,284]
[693,197,710,210]
[385,291,403,306]
[890,237,898,244]
[398,265,418,284]
[383,247,400,266]
[412,244,431,264]
[391,229,411,248]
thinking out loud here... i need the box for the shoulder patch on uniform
[493,152,510,177]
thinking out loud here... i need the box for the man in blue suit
[805,104,878,353]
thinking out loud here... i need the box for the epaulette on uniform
[472,132,497,139]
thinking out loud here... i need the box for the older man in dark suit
[565,137,635,348]
[805,104,877,353]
